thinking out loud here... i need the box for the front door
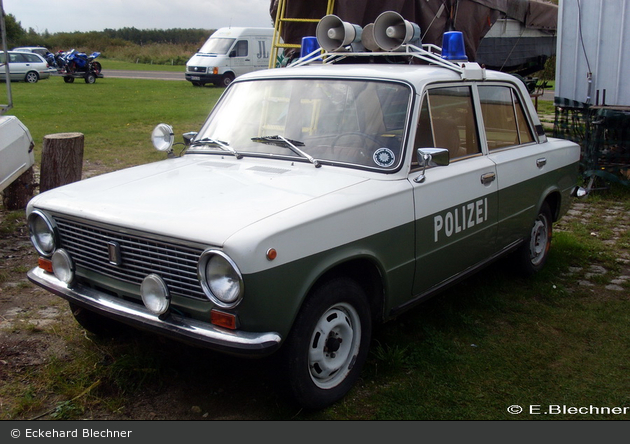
[409,86,498,297]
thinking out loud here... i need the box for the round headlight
[198,250,244,308]
[141,274,170,316]
[28,211,57,257]
[52,249,75,285]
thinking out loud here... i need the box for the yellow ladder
[269,0,335,68]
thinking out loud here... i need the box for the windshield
[198,38,235,55]
[190,78,412,171]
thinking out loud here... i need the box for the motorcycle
[62,49,103,84]
[44,50,69,73]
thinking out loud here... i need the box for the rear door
[477,83,543,247]
[409,85,498,297]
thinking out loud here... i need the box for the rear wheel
[25,71,39,83]
[91,61,102,75]
[85,73,96,84]
[63,76,75,83]
[515,202,553,276]
[282,277,372,410]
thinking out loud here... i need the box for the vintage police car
[26,18,582,409]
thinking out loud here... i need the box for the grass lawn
[5,76,224,175]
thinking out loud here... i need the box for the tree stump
[2,166,35,210]
[40,133,84,193]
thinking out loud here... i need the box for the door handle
[481,172,496,185]
[536,157,547,168]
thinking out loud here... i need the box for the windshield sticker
[373,148,396,167]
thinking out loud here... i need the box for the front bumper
[27,267,282,356]
[185,73,223,84]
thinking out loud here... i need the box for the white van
[185,27,275,87]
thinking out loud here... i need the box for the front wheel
[282,277,372,410]
[219,72,234,87]
[515,202,553,276]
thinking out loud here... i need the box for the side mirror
[415,148,449,183]
[183,132,198,146]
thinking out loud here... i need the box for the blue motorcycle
[63,49,103,84]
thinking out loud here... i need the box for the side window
[424,86,480,160]
[235,40,248,57]
[9,53,26,63]
[24,54,41,63]
[478,85,535,150]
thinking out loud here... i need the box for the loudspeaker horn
[373,11,421,51]
[316,14,363,52]
[360,23,380,52]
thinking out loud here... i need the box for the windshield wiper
[251,135,321,168]
[191,137,242,159]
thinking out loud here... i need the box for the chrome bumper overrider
[27,267,282,356]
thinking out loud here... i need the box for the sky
[3,0,274,33]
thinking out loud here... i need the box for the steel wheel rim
[529,214,549,266]
[308,302,362,389]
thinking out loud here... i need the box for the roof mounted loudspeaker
[373,11,421,51]
[360,23,381,52]
[316,14,363,52]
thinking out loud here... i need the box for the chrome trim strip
[28,267,281,356]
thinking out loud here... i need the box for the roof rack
[290,43,487,80]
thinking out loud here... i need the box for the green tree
[3,13,26,46]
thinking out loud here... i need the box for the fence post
[40,132,84,193]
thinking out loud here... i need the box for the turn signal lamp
[441,31,468,62]
[38,257,53,273]
[211,309,238,330]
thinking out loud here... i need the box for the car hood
[28,155,370,246]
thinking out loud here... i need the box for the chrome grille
[54,216,207,300]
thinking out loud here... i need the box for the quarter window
[478,85,535,150]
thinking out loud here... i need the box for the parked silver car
[0,51,52,83]
[13,46,50,57]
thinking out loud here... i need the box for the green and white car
[26,35,582,409]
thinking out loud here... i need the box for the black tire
[282,277,372,410]
[515,202,553,276]
[69,302,129,338]
[64,76,74,83]
[91,61,102,75]
[85,73,96,84]
[220,73,234,87]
